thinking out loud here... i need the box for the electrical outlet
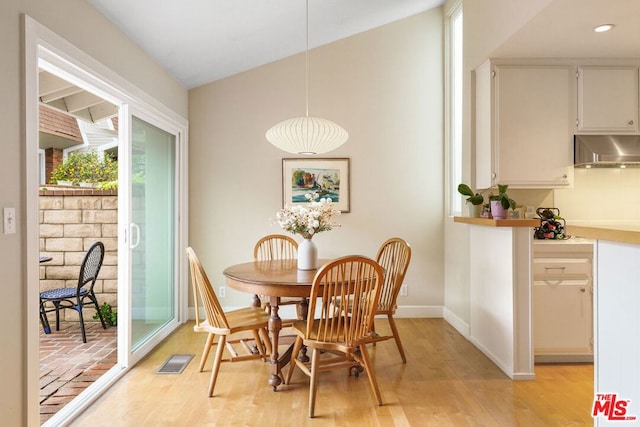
[3,207,16,234]
[218,286,226,298]
[400,285,407,296]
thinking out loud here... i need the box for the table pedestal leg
[252,294,261,308]
[268,296,282,391]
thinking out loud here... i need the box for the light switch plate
[3,207,16,234]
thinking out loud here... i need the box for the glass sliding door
[117,107,184,366]
[118,104,187,368]
[130,116,177,350]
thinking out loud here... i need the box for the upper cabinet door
[495,65,573,187]
[577,66,639,133]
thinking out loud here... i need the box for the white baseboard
[512,372,536,380]
[469,335,515,379]
[442,307,470,339]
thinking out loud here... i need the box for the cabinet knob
[629,120,634,126]
[580,288,586,293]
[562,174,568,179]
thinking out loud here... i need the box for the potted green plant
[457,183,484,217]
[93,302,117,327]
[488,184,516,219]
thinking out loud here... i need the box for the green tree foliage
[50,151,117,185]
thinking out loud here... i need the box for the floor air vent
[156,354,195,374]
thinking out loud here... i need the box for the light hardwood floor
[72,318,593,426]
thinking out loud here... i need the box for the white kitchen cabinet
[533,240,594,362]
[533,279,593,360]
[475,61,573,189]
[577,66,639,133]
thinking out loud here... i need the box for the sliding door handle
[130,223,141,249]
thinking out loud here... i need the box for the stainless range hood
[574,135,640,168]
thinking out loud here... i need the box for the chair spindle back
[253,234,298,261]
[186,247,230,331]
[375,238,411,312]
[306,256,383,347]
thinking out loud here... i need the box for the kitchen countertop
[454,217,640,244]
[566,223,640,245]
[453,217,540,227]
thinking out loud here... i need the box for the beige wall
[0,0,186,424]
[188,10,445,312]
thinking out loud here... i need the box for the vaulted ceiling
[87,0,446,89]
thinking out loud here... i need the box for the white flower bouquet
[275,192,341,239]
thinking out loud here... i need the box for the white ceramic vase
[298,238,318,270]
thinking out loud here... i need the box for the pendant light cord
[305,0,309,117]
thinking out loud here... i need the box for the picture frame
[282,158,350,212]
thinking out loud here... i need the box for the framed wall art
[282,158,350,212]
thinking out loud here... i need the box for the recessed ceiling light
[594,24,615,33]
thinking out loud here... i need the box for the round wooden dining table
[223,259,328,390]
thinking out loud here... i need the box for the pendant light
[266,0,348,155]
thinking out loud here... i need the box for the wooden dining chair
[186,247,272,397]
[253,234,302,317]
[371,237,412,363]
[254,234,298,261]
[285,255,384,418]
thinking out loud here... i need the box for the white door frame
[24,15,189,426]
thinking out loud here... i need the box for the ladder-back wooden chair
[254,234,298,261]
[286,255,384,417]
[253,234,302,317]
[372,237,412,363]
[186,247,272,397]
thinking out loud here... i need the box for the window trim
[444,1,463,217]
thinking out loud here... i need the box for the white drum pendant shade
[266,115,348,155]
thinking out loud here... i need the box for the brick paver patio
[39,321,117,424]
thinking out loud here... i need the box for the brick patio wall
[39,186,118,323]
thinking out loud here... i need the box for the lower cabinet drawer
[533,257,592,278]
